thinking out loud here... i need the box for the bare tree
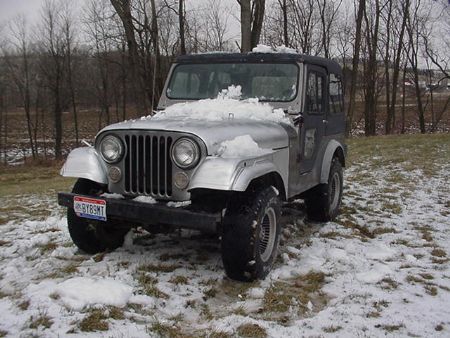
[346,0,365,135]
[38,0,67,159]
[316,0,343,58]
[384,0,409,134]
[405,0,427,133]
[5,15,37,159]
[61,1,79,146]
[238,0,266,52]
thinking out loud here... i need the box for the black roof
[176,52,342,75]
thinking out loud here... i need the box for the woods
[0,0,448,164]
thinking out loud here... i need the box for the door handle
[322,120,328,124]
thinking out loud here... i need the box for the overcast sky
[0,0,57,24]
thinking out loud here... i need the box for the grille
[123,134,173,197]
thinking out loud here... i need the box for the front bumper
[57,192,221,233]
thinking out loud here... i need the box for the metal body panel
[58,192,220,233]
[95,130,207,201]
[320,138,346,183]
[189,149,289,199]
[60,147,108,184]
[100,118,290,156]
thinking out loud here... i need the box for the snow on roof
[252,44,298,54]
[153,85,289,124]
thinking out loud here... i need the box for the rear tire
[221,186,281,282]
[305,157,343,222]
[67,178,129,254]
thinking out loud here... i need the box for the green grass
[346,133,450,177]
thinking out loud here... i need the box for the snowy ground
[0,135,449,337]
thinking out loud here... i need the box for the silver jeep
[58,52,346,281]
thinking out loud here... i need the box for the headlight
[171,138,200,169]
[100,135,123,163]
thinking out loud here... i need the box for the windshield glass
[167,63,299,102]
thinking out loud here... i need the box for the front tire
[221,186,281,282]
[305,157,343,222]
[67,178,129,254]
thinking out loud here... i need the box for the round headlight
[100,135,123,163]
[172,138,200,169]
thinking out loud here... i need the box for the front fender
[60,147,108,184]
[189,149,289,198]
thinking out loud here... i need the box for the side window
[306,71,325,114]
[329,73,343,114]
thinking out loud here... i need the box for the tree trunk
[179,0,186,55]
[386,0,409,134]
[363,0,380,136]
[251,0,266,49]
[110,0,149,114]
[240,0,252,52]
[150,0,162,111]
[281,0,289,46]
[345,0,365,136]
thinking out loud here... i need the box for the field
[0,133,449,337]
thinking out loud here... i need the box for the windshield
[167,63,299,102]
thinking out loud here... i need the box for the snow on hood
[101,86,292,154]
[217,135,271,158]
[151,85,289,124]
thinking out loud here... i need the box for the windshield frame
[166,62,300,103]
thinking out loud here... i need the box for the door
[325,73,345,136]
[299,65,327,174]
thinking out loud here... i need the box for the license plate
[73,196,107,221]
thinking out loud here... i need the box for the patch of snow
[252,44,298,54]
[166,201,191,208]
[101,193,124,199]
[54,277,133,310]
[355,263,393,284]
[271,186,279,195]
[217,85,242,100]
[216,135,271,158]
[122,230,134,248]
[152,90,289,124]
[133,196,157,204]
[247,287,265,299]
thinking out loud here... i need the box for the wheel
[67,178,129,254]
[305,157,343,222]
[221,186,281,282]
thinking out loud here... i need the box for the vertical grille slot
[123,133,172,197]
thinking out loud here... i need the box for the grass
[431,248,447,257]
[0,160,72,196]
[378,277,399,290]
[263,271,327,316]
[137,263,180,273]
[346,133,450,176]
[322,325,342,333]
[169,275,188,285]
[236,323,267,338]
[136,272,169,299]
[78,309,109,332]
[147,321,192,338]
[29,313,53,329]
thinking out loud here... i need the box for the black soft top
[176,52,342,76]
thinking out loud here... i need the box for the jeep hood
[99,117,290,155]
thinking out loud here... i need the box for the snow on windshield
[153,85,290,124]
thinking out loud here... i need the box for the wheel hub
[259,207,276,262]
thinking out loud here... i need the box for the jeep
[58,51,346,282]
